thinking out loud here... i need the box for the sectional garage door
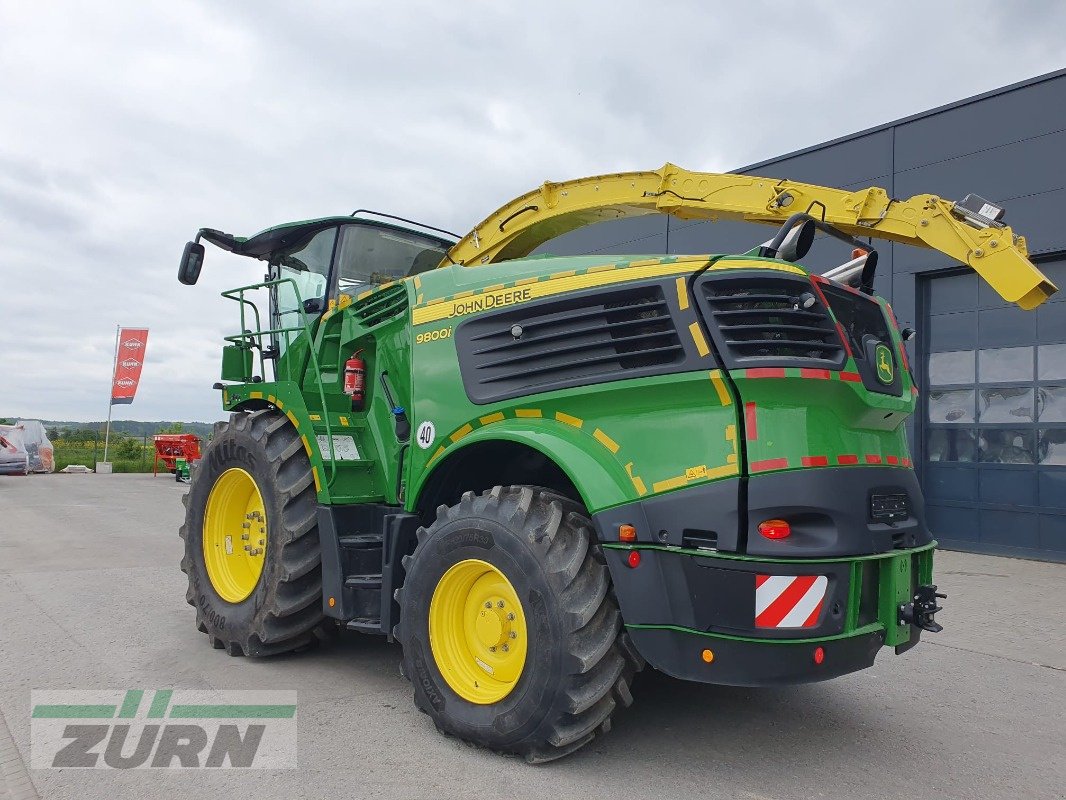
[922,259,1066,559]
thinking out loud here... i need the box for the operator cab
[179,212,456,360]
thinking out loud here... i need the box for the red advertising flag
[111,328,149,405]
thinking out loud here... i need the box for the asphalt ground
[1,474,1064,800]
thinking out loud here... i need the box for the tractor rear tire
[179,410,333,656]
[395,486,639,762]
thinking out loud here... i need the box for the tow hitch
[898,584,946,633]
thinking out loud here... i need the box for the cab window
[334,223,448,299]
[273,226,337,356]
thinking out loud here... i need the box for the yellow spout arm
[445,163,1056,310]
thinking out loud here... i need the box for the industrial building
[535,68,1066,560]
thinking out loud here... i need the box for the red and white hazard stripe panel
[755,574,828,629]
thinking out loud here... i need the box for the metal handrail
[221,277,337,485]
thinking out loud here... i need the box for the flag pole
[102,324,120,463]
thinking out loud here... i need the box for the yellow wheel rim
[202,468,267,604]
[429,559,528,704]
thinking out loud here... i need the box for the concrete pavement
[1,474,1063,799]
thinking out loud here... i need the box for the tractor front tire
[396,486,639,762]
[179,410,333,656]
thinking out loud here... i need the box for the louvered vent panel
[699,274,844,369]
[457,284,686,403]
[353,284,408,328]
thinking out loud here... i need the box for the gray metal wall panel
[895,130,1066,202]
[741,130,893,188]
[894,77,1066,171]
[530,215,667,258]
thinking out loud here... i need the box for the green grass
[52,445,157,474]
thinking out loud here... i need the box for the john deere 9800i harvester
[177,165,1055,761]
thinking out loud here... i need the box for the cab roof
[199,216,455,260]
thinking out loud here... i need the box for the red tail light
[626,550,641,568]
[758,519,791,540]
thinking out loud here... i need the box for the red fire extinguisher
[343,350,366,410]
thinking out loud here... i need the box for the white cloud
[1,0,1063,421]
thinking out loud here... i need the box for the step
[338,534,383,549]
[344,573,383,589]
[345,617,383,634]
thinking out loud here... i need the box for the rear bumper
[626,626,886,686]
[602,543,934,686]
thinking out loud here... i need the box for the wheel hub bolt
[489,646,496,652]
[509,631,517,639]
[502,644,509,652]
[484,601,492,609]
[497,600,505,608]
[507,612,515,621]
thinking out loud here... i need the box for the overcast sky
[1,1,1063,423]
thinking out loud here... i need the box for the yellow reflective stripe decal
[652,474,688,493]
[285,411,299,429]
[593,428,620,454]
[652,463,738,494]
[450,423,474,443]
[625,462,648,497]
[479,412,505,425]
[249,391,263,399]
[688,322,710,357]
[675,276,689,310]
[514,409,542,418]
[301,435,312,457]
[706,463,738,480]
[311,466,322,493]
[709,370,731,405]
[555,411,583,428]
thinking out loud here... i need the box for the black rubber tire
[395,486,641,762]
[179,410,333,656]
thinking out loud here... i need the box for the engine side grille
[698,273,845,369]
[352,284,408,328]
[456,284,686,404]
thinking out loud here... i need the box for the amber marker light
[758,519,792,540]
[619,524,637,543]
[701,649,715,664]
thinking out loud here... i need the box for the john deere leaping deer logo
[875,343,894,384]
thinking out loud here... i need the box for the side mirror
[178,241,205,285]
